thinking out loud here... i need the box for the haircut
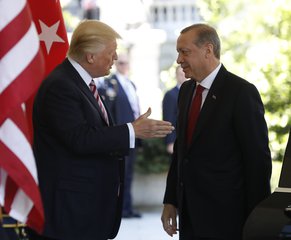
[181,23,221,59]
[68,20,122,61]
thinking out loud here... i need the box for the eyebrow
[177,48,191,53]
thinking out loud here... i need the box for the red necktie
[89,80,109,125]
[186,84,205,145]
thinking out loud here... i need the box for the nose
[114,52,118,61]
[176,54,183,64]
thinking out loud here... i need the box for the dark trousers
[122,149,136,215]
[0,224,9,240]
[26,228,57,240]
[180,194,224,240]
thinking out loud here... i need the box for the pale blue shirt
[68,58,135,148]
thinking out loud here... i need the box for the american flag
[0,0,68,233]
[0,0,45,233]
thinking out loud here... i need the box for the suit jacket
[33,59,129,240]
[163,65,272,238]
[162,86,179,145]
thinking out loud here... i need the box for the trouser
[26,228,58,240]
[122,149,136,214]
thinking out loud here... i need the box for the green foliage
[135,138,170,174]
[197,0,291,161]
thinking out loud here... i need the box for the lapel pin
[212,95,217,100]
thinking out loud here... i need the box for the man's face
[176,30,208,82]
[90,40,118,78]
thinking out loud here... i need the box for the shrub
[135,138,171,174]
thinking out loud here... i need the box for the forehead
[176,30,196,50]
[102,40,117,53]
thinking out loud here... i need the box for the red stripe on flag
[0,2,31,59]
[0,50,44,127]
[3,176,18,214]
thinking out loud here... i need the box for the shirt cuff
[127,123,135,148]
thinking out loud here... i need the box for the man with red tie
[28,20,174,240]
[161,23,272,240]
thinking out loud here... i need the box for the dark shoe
[131,211,142,218]
[122,211,142,218]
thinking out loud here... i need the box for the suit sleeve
[163,141,178,207]
[36,78,129,157]
[234,83,272,215]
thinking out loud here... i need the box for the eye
[180,49,190,56]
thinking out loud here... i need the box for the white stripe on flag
[0,23,40,94]
[10,188,33,223]
[0,0,26,31]
[0,118,38,182]
[0,169,7,206]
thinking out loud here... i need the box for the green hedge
[135,138,171,174]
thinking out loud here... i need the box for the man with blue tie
[98,53,142,218]
[162,65,187,155]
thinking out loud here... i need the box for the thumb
[140,107,151,119]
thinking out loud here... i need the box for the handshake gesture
[132,107,174,139]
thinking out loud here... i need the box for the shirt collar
[199,63,222,89]
[68,57,92,87]
[116,72,128,84]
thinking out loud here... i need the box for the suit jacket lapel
[190,65,228,143]
[178,80,195,152]
[63,59,114,125]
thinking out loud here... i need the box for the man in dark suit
[162,65,187,155]
[98,53,142,218]
[27,20,174,240]
[161,23,272,240]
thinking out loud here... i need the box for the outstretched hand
[132,107,174,139]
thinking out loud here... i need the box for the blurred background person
[81,0,100,20]
[98,53,142,218]
[162,65,187,155]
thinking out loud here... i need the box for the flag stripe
[0,170,7,205]
[0,49,44,125]
[0,23,40,94]
[27,204,43,233]
[0,118,37,182]
[0,0,25,31]
[4,175,18,213]
[0,140,43,223]
[10,188,33,222]
[0,1,31,60]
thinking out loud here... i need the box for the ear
[205,43,213,58]
[86,53,94,64]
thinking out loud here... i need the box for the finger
[139,107,151,119]
[143,107,151,118]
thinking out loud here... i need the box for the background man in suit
[98,53,142,218]
[162,65,187,155]
[27,20,174,240]
[161,23,272,240]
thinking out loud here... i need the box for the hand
[161,204,178,237]
[132,108,174,139]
